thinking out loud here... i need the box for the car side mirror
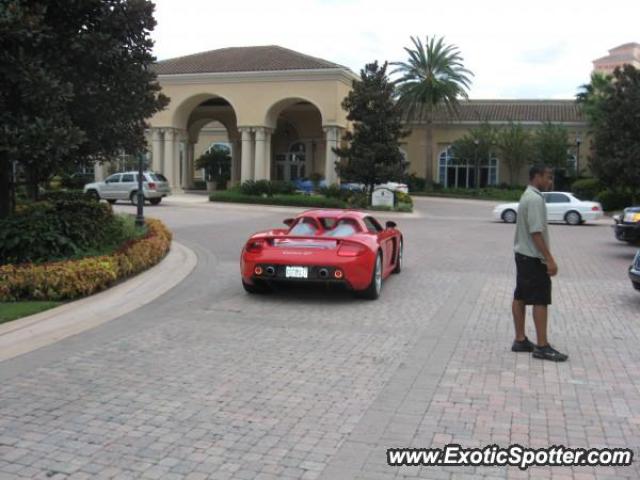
[385,221,397,229]
[283,218,295,227]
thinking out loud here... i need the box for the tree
[333,61,408,199]
[532,122,569,169]
[0,0,168,216]
[392,36,473,180]
[450,123,498,188]
[196,145,231,184]
[587,65,640,202]
[576,71,613,130]
[496,122,533,185]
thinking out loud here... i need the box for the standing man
[511,165,568,362]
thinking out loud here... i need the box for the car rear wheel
[502,209,517,223]
[358,252,382,300]
[149,198,162,205]
[565,210,582,226]
[392,240,403,274]
[130,191,142,206]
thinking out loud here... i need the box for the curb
[0,241,197,362]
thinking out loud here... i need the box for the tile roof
[424,100,585,124]
[153,45,347,75]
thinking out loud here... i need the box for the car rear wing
[259,235,368,249]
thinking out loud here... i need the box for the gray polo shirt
[514,185,549,260]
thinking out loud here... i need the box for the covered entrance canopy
[144,45,357,190]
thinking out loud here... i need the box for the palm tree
[392,36,473,181]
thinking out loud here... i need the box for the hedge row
[0,219,171,302]
[210,191,348,208]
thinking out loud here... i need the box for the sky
[151,0,639,100]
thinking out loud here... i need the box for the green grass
[209,191,413,212]
[0,301,61,324]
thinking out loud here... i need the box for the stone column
[151,129,163,172]
[163,128,175,187]
[181,138,190,190]
[254,127,267,180]
[324,127,340,185]
[94,161,106,182]
[187,142,195,189]
[240,128,254,183]
[173,130,185,192]
[264,128,272,181]
[304,140,313,177]
[231,140,241,185]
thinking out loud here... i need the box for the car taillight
[245,239,265,253]
[337,242,367,257]
[147,182,156,190]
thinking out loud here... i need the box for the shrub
[405,173,427,192]
[395,191,413,206]
[0,197,116,265]
[60,174,94,190]
[318,184,346,199]
[0,219,171,301]
[595,190,634,211]
[571,178,602,200]
[239,180,295,196]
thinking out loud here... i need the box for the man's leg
[512,299,526,341]
[532,304,548,347]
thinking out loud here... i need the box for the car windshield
[323,224,357,237]
[322,219,358,237]
[289,219,317,236]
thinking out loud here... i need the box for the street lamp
[135,151,146,228]
[575,135,582,177]
[473,139,480,189]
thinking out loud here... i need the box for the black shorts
[514,253,552,305]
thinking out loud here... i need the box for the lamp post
[135,152,145,228]
[575,135,582,177]
[473,138,480,189]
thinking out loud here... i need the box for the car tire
[565,210,582,226]
[392,240,403,274]
[358,252,383,300]
[149,198,162,206]
[130,191,142,206]
[502,209,517,223]
[106,199,117,205]
[86,189,100,201]
[242,279,271,294]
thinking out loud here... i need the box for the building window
[438,146,499,188]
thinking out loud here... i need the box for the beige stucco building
[593,42,640,75]
[99,45,589,190]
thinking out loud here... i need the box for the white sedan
[493,191,604,225]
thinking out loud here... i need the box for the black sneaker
[532,344,568,362]
[511,336,535,352]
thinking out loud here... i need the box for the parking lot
[0,196,638,479]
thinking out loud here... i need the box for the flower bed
[0,219,171,302]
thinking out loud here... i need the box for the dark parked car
[613,206,640,243]
[630,250,640,291]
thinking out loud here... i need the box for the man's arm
[531,232,558,276]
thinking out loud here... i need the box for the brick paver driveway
[1,196,638,480]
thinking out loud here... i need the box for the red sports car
[240,209,403,299]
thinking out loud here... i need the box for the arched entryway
[265,98,340,184]
[147,94,238,190]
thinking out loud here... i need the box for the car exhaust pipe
[265,266,276,276]
[318,268,329,279]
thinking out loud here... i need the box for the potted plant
[195,145,231,191]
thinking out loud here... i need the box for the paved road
[1,197,638,480]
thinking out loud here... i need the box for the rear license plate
[285,266,308,279]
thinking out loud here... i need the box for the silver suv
[83,171,171,205]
